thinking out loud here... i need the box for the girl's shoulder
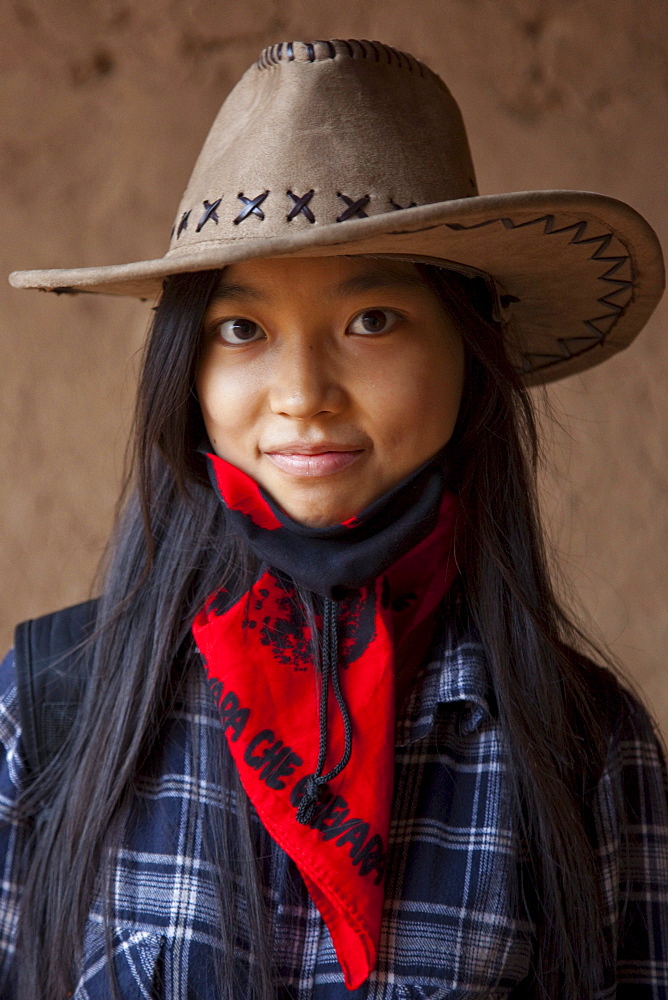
[572,654,668,851]
[579,653,663,753]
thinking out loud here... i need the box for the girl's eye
[347,308,400,336]
[215,318,265,344]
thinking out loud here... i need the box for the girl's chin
[276,501,356,528]
[267,484,368,528]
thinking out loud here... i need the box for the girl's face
[196,256,465,527]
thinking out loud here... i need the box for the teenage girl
[2,38,667,1000]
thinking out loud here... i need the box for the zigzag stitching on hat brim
[444,213,634,374]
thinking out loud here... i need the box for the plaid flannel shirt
[0,622,667,999]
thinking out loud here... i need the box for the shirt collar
[395,617,494,747]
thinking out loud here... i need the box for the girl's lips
[264,450,364,477]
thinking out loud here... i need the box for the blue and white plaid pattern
[0,624,666,999]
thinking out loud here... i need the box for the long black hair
[14,263,626,999]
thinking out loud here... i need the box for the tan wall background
[1,0,667,730]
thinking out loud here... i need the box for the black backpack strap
[14,598,99,778]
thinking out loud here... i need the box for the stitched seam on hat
[444,213,633,373]
[255,39,430,80]
[171,193,426,237]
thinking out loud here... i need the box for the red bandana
[192,454,460,988]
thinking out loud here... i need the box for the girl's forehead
[211,256,427,298]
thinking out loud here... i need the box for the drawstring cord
[296,598,353,824]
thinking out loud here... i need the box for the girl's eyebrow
[207,263,426,306]
[332,267,426,297]
[207,281,264,305]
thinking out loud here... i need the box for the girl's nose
[268,335,347,419]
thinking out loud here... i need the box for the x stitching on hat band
[287,189,316,223]
[235,192,270,225]
[337,194,370,222]
[176,210,191,238]
[196,200,221,233]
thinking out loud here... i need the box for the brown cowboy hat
[8,38,665,385]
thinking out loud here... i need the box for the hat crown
[167,39,478,254]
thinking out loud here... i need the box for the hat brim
[8,189,664,385]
